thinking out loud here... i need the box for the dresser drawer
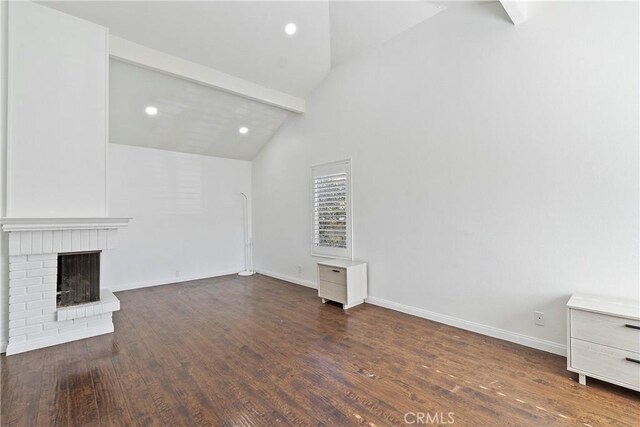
[318,281,347,304]
[318,265,347,286]
[571,339,640,389]
[571,310,640,353]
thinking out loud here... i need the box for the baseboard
[366,296,566,356]
[5,322,114,356]
[257,269,318,289]
[254,270,566,356]
[110,269,240,292]
[1,339,7,354]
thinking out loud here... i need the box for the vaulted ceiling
[42,1,332,98]
[40,1,509,160]
[109,59,293,160]
[42,1,452,97]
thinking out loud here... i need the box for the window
[311,159,352,259]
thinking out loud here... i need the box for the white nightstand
[317,259,367,309]
[567,294,640,391]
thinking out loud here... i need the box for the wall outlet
[534,311,544,326]
[296,265,303,274]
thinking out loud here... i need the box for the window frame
[310,159,353,260]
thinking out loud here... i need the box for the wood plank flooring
[2,274,639,426]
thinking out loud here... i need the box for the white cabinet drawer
[318,280,347,304]
[318,265,346,285]
[571,339,640,389]
[317,261,367,309]
[571,310,640,353]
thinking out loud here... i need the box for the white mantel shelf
[2,218,132,256]
[1,217,132,232]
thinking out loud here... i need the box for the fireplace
[57,251,101,307]
[2,217,130,355]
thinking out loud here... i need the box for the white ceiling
[110,59,292,160]
[40,1,332,98]
[40,1,457,160]
[41,1,449,96]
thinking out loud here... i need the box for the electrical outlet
[297,265,303,274]
[534,311,544,326]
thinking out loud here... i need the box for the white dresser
[567,294,640,391]
[317,260,367,309]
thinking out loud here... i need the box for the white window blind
[311,160,352,259]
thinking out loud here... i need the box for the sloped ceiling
[40,1,452,160]
[41,1,448,97]
[40,1,332,98]
[110,59,292,160]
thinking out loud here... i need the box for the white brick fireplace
[2,218,130,355]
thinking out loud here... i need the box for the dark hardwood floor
[1,274,638,426]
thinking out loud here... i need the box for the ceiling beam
[109,35,305,114]
[499,1,527,26]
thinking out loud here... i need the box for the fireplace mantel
[2,217,132,257]
[1,217,131,232]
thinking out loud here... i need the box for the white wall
[6,2,108,217]
[103,144,250,291]
[252,2,639,354]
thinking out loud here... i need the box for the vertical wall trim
[5,1,13,217]
[0,0,8,353]
[104,29,110,216]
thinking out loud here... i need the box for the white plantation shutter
[311,160,352,259]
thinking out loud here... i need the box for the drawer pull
[332,269,340,273]
[624,324,640,330]
[625,357,640,364]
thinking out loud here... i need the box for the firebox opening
[57,251,101,307]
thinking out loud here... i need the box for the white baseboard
[110,269,240,292]
[257,269,318,289]
[366,296,566,356]
[5,322,114,356]
[255,270,566,356]
[1,339,7,354]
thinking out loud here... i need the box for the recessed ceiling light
[284,23,297,36]
[145,106,158,116]
[239,126,249,135]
